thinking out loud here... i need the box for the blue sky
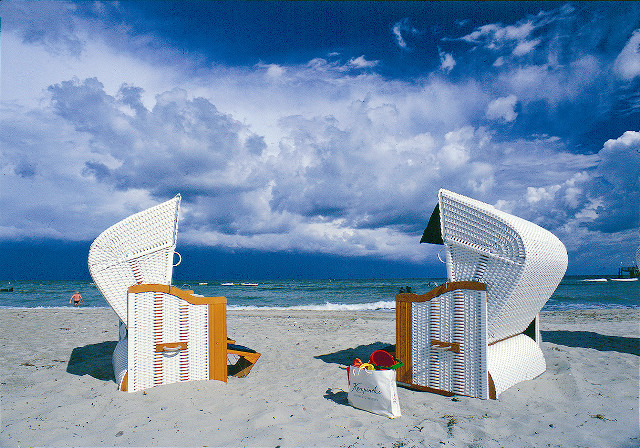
[1,1,639,279]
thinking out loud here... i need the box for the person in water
[69,291,83,307]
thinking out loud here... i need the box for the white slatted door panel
[127,290,209,392]
[411,289,488,399]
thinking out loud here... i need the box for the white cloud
[512,38,540,56]
[494,55,602,111]
[1,2,638,273]
[349,56,378,69]
[467,162,495,194]
[439,51,456,73]
[462,21,536,51]
[1,28,178,109]
[563,172,589,208]
[264,63,285,78]
[0,1,83,57]
[392,18,418,50]
[393,24,408,49]
[458,5,584,71]
[573,197,602,221]
[437,127,474,169]
[521,131,640,240]
[614,29,640,80]
[486,95,518,122]
[526,185,561,204]
[604,129,640,148]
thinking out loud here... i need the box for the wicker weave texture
[127,290,209,393]
[411,288,488,399]
[438,189,567,343]
[113,336,128,389]
[487,334,546,396]
[88,196,181,324]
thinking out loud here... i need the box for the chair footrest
[227,347,261,378]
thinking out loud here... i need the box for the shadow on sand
[542,331,639,356]
[324,388,349,406]
[314,341,395,366]
[67,341,117,382]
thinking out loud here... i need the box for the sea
[0,276,638,311]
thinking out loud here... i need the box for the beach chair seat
[396,189,567,399]
[88,195,260,392]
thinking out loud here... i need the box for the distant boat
[198,282,208,285]
[610,278,638,282]
[241,283,259,286]
[0,286,13,292]
[582,278,608,282]
[221,282,235,286]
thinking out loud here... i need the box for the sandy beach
[0,307,638,447]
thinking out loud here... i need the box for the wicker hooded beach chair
[88,195,259,392]
[396,189,567,399]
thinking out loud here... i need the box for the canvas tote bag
[347,365,401,418]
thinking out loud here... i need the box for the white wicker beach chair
[396,189,567,399]
[88,195,260,392]
[88,196,181,326]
